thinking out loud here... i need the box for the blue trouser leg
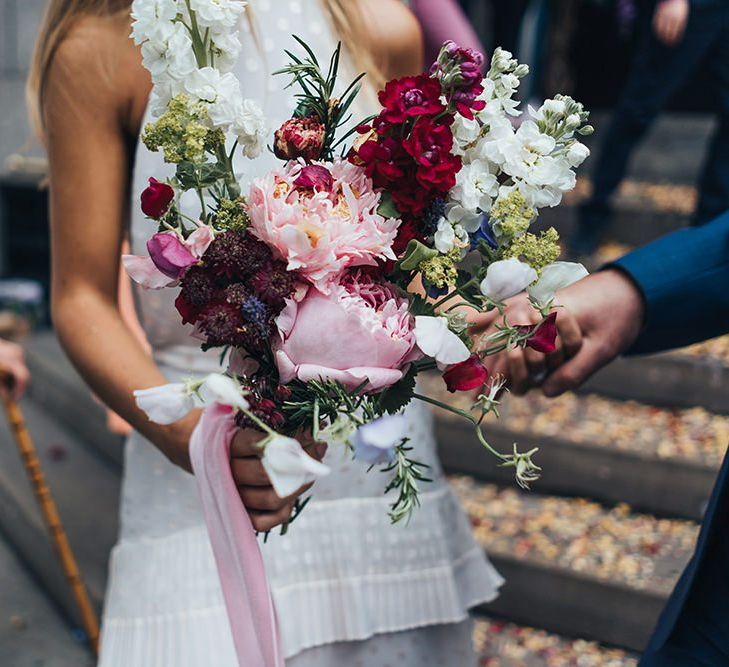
[576,9,724,250]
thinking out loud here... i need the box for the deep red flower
[443,355,489,393]
[273,115,326,162]
[378,74,445,124]
[402,117,462,193]
[141,178,174,219]
[174,293,201,325]
[391,217,424,257]
[517,312,558,354]
[293,164,334,191]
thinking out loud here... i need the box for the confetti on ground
[473,617,638,667]
[451,476,697,593]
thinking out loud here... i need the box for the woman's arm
[45,27,197,468]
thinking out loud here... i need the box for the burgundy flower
[174,293,201,325]
[293,164,334,191]
[274,115,326,162]
[378,74,445,124]
[251,262,294,307]
[443,355,489,393]
[179,265,216,307]
[402,117,462,194]
[141,177,175,219]
[202,230,271,280]
[147,232,197,279]
[430,41,487,120]
[196,301,247,349]
[517,312,558,354]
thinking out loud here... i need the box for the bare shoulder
[45,11,149,133]
[365,0,424,78]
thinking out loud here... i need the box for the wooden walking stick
[0,371,100,656]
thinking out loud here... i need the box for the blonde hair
[27,0,383,136]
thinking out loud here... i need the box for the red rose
[517,312,558,353]
[141,178,174,219]
[402,117,462,194]
[443,355,489,393]
[274,116,326,161]
[378,74,446,124]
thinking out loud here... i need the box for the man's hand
[0,340,30,401]
[653,0,690,46]
[230,428,327,532]
[471,269,645,397]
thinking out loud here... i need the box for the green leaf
[376,192,400,220]
[377,365,417,415]
[398,239,438,271]
[408,294,436,317]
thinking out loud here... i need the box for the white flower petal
[262,435,330,498]
[352,414,408,465]
[528,261,588,306]
[415,316,470,366]
[198,374,250,411]
[134,383,195,424]
[479,258,538,302]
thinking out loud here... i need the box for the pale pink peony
[248,159,400,292]
[274,272,421,392]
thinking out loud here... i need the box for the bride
[31,0,503,664]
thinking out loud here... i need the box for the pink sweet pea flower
[274,273,421,392]
[147,232,198,279]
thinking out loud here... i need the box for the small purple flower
[352,414,409,465]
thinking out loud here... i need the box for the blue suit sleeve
[611,210,729,355]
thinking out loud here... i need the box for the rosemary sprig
[382,441,431,524]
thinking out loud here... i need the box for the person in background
[572,0,729,256]
[474,208,729,664]
[0,339,29,400]
[409,0,485,65]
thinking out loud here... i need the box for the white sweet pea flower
[352,414,409,465]
[479,258,538,302]
[261,435,330,498]
[528,261,588,308]
[198,373,250,411]
[134,382,197,424]
[415,316,471,366]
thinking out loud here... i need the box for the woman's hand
[230,429,327,532]
[0,340,30,401]
[653,0,690,46]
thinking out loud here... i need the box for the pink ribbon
[190,404,284,667]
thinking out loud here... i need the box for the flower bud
[141,177,174,219]
[273,115,326,162]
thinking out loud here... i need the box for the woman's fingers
[230,428,265,458]
[231,455,269,486]
[249,502,295,533]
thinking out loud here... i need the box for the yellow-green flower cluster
[420,248,460,288]
[143,95,225,164]
[503,227,560,271]
[214,197,250,232]
[490,190,535,240]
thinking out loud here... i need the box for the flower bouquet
[127,0,593,526]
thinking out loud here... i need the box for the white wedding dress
[98,2,503,665]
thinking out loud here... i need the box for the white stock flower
[232,98,267,158]
[528,261,588,307]
[134,382,197,424]
[131,0,180,45]
[479,258,537,303]
[352,414,409,465]
[450,159,499,218]
[414,316,471,366]
[434,218,469,253]
[189,0,246,29]
[198,373,250,411]
[566,141,590,167]
[261,435,330,498]
[210,29,242,72]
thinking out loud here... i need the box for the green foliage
[377,192,401,220]
[397,239,439,271]
[382,442,431,524]
[376,365,417,415]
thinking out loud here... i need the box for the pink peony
[274,272,421,392]
[248,159,400,292]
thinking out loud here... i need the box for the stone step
[0,533,94,667]
[425,375,726,520]
[24,331,124,466]
[453,476,697,652]
[0,395,120,629]
[473,617,638,666]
